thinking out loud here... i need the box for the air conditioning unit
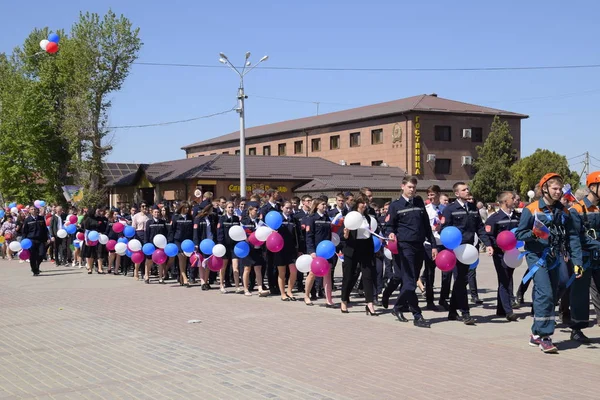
[380,162,389,167]
[462,128,472,139]
[426,154,436,162]
[461,156,473,166]
[339,160,347,166]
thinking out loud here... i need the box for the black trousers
[374,255,387,295]
[493,253,515,316]
[468,268,479,299]
[266,252,278,293]
[420,244,438,305]
[393,242,423,316]
[29,240,45,274]
[449,261,470,317]
[341,253,376,303]
[53,237,67,265]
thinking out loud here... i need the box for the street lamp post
[219,52,269,199]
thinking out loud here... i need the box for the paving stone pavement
[0,256,599,400]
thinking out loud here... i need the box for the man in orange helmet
[568,171,600,341]
[515,173,583,353]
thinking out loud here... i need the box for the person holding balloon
[144,206,168,284]
[260,190,282,295]
[0,215,16,260]
[216,201,242,294]
[272,201,300,301]
[240,206,268,296]
[49,206,68,266]
[168,202,194,287]
[105,210,123,275]
[22,205,51,276]
[132,204,150,280]
[81,208,102,274]
[193,204,218,289]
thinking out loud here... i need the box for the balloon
[73,240,81,249]
[190,252,202,267]
[504,249,524,268]
[248,232,264,247]
[19,250,30,261]
[115,242,127,255]
[127,239,142,252]
[234,241,250,258]
[131,251,145,264]
[200,239,215,255]
[265,211,283,230]
[344,211,363,230]
[39,201,46,207]
[87,230,99,242]
[34,200,41,208]
[316,240,335,259]
[310,256,330,277]
[454,244,479,265]
[98,234,109,245]
[331,232,340,247]
[296,254,312,273]
[373,236,382,252]
[112,222,124,233]
[48,33,60,43]
[207,256,224,271]
[165,243,179,257]
[123,225,135,238]
[184,251,193,258]
[435,249,456,272]
[10,207,18,214]
[69,215,78,224]
[497,231,517,251]
[383,248,393,260]
[516,240,525,249]
[386,240,398,255]
[181,239,195,253]
[0,210,4,218]
[212,244,226,257]
[369,217,378,232]
[255,226,273,242]
[87,240,98,247]
[8,202,15,208]
[46,42,59,54]
[266,232,284,252]
[125,249,132,258]
[57,229,68,239]
[153,234,167,249]
[20,238,32,250]
[65,224,77,235]
[9,241,22,252]
[470,259,480,269]
[142,243,155,255]
[527,190,535,199]
[39,39,49,51]
[76,232,84,241]
[117,237,129,244]
[0,236,4,244]
[17,204,23,210]
[440,226,462,250]
[228,225,247,242]
[152,249,167,264]
[106,240,117,251]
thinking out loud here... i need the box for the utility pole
[580,151,590,183]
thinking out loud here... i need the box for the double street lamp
[219,52,269,199]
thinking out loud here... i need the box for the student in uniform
[81,208,102,274]
[294,195,313,293]
[144,206,168,284]
[216,201,242,294]
[22,205,50,276]
[169,202,194,287]
[241,206,268,296]
[105,210,122,275]
[260,189,282,295]
[275,201,300,301]
[193,204,218,289]
[420,185,444,310]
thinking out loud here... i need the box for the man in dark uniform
[485,191,520,321]
[441,181,493,325]
[49,205,68,266]
[22,205,50,276]
[384,176,435,328]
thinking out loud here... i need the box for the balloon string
[369,230,392,241]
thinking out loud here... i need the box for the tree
[511,148,580,198]
[470,116,516,202]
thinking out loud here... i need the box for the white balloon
[383,248,393,260]
[331,232,340,247]
[255,226,273,242]
[98,234,109,245]
[503,249,524,268]
[357,220,371,239]
[369,217,378,232]
[39,39,49,51]
[10,207,18,214]
[344,211,363,230]
[114,242,127,255]
[454,244,479,265]
[527,190,535,199]
[9,241,22,252]
[153,234,167,249]
[228,225,247,242]
[128,238,142,252]
[57,229,68,239]
[296,254,312,273]
[212,244,226,258]
[183,251,193,257]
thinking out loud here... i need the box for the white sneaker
[19,260,24,264]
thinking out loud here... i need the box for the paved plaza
[0,256,599,400]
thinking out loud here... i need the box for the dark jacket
[49,213,68,237]
[145,218,167,245]
[386,196,435,244]
[169,213,194,242]
[216,214,241,246]
[193,214,218,246]
[305,212,331,254]
[441,200,491,247]
[276,213,300,254]
[343,213,375,259]
[484,209,520,254]
[23,215,49,241]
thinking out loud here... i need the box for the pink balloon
[152,249,167,264]
[311,256,330,277]
[386,240,398,255]
[207,256,224,272]
[266,232,284,252]
[497,231,517,251]
[87,240,98,247]
[190,252,203,268]
[131,251,145,264]
[19,250,30,260]
[248,232,264,247]
[112,222,124,233]
[435,250,456,272]
[76,232,84,241]
[68,215,77,224]
[106,240,117,251]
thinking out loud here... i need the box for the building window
[350,162,361,166]
[294,140,303,154]
[222,151,229,154]
[471,127,483,143]
[278,143,286,156]
[248,147,256,156]
[371,129,383,145]
[263,145,271,156]
[235,150,240,155]
[371,160,383,166]
[330,135,340,150]
[434,158,451,174]
[350,132,361,147]
[311,138,321,152]
[434,126,452,141]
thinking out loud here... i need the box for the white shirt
[425,203,442,245]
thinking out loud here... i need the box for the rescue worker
[515,173,583,353]
[22,205,50,276]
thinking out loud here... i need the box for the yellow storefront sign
[228,184,288,194]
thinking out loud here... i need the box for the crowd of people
[2,172,600,354]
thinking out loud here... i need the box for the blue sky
[2,0,599,173]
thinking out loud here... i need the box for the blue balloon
[87,230,99,241]
[123,225,135,238]
[0,210,4,218]
[470,259,479,270]
[164,243,179,257]
[200,239,215,255]
[65,224,77,234]
[48,33,60,43]
[372,236,382,252]
[316,240,336,259]
[39,200,46,207]
[510,228,517,234]
[125,249,132,258]
[440,226,462,250]
[142,243,155,255]
[265,211,283,230]
[181,239,195,253]
[9,202,16,208]
[234,241,250,258]
[21,238,32,250]
[516,240,525,248]
[74,241,80,248]
[118,237,129,244]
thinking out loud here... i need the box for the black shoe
[270,289,281,296]
[381,296,389,309]
[391,309,408,322]
[341,309,349,314]
[224,282,233,288]
[511,301,521,310]
[413,315,431,328]
[506,313,519,322]
[365,305,378,316]
[570,329,591,343]
[462,314,476,325]
[310,295,318,301]
[439,301,450,311]
[516,293,524,305]
[426,303,439,311]
[318,289,325,299]
[471,297,484,305]
[201,283,209,291]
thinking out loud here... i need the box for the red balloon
[190,252,203,268]
[497,231,517,251]
[311,256,330,277]
[152,249,167,264]
[87,240,98,247]
[106,240,117,252]
[46,42,59,54]
[131,251,145,264]
[435,250,456,272]
[68,215,77,224]
[386,240,399,255]
[207,256,224,272]
[112,222,124,234]
[76,232,85,241]
[266,232,284,252]
[4,232,12,240]
[19,250,30,261]
[17,204,23,210]
[248,232,264,247]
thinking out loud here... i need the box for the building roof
[103,163,146,186]
[294,177,455,193]
[182,94,528,150]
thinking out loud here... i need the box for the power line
[107,106,237,129]
[568,153,587,161]
[590,154,600,163]
[249,94,356,106]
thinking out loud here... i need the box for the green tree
[511,148,580,198]
[470,116,516,202]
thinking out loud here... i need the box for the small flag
[562,184,576,202]
[533,214,550,240]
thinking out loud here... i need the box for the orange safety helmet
[539,173,562,189]
[586,171,600,188]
